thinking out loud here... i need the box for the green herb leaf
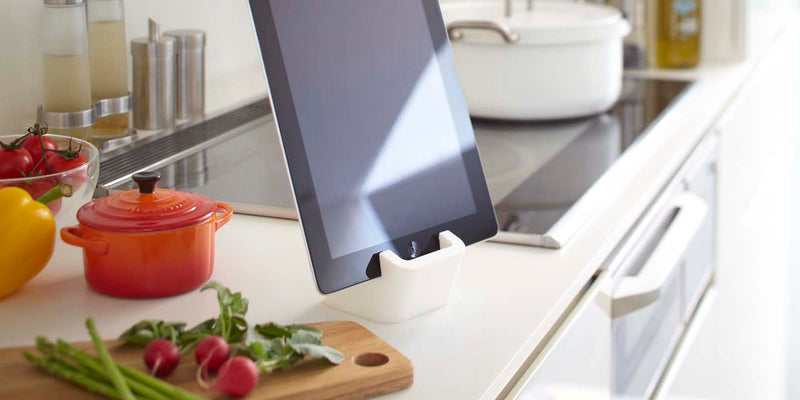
[114,282,345,377]
[118,320,186,346]
[201,282,249,317]
[179,318,215,347]
[292,326,323,338]
[246,322,343,372]
[274,350,304,371]
[287,342,344,365]
[254,322,291,338]
[200,282,249,343]
[255,322,323,340]
[236,340,268,360]
[287,331,343,364]
[287,330,322,345]
[228,316,249,343]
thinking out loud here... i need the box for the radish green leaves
[118,282,342,373]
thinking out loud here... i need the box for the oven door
[610,190,709,399]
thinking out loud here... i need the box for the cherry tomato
[32,155,59,176]
[21,135,57,166]
[0,148,33,179]
[45,151,88,188]
[46,151,87,173]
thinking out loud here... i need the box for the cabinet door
[507,273,612,400]
[665,147,792,400]
[664,25,798,400]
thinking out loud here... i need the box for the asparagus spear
[47,339,205,400]
[49,354,104,381]
[24,352,123,400]
[86,319,136,400]
[117,363,206,400]
[55,340,170,400]
[37,337,102,381]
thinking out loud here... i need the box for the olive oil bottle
[655,0,701,68]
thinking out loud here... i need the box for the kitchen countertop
[0,29,781,400]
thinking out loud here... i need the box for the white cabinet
[506,23,798,400]
[507,273,612,400]
[610,134,717,400]
[664,24,799,400]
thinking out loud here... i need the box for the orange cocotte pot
[61,171,233,298]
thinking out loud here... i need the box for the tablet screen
[250,0,496,293]
[269,0,477,258]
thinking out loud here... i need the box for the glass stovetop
[105,78,692,248]
[476,78,691,245]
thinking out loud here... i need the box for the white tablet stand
[324,231,465,323]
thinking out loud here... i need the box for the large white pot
[443,1,630,120]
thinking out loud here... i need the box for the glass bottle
[608,0,648,68]
[655,0,701,68]
[88,0,130,138]
[42,0,93,139]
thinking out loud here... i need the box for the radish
[143,339,180,377]
[215,356,259,398]
[195,335,229,374]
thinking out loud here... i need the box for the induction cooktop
[98,78,693,248]
[475,78,692,246]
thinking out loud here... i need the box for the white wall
[0,0,602,134]
[0,1,46,134]
[0,0,267,134]
[1,0,779,135]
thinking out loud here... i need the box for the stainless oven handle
[612,193,708,318]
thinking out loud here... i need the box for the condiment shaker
[88,0,130,137]
[163,30,206,120]
[131,19,177,130]
[41,0,93,139]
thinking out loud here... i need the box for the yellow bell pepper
[0,187,56,299]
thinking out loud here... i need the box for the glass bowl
[0,135,99,227]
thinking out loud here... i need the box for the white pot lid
[443,0,630,45]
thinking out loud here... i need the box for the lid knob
[132,171,161,194]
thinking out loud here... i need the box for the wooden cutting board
[0,321,413,400]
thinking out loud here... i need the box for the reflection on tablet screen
[270,0,478,258]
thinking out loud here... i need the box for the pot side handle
[60,226,110,255]
[214,202,234,231]
[617,19,632,37]
[447,20,520,44]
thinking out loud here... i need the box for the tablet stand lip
[323,230,465,324]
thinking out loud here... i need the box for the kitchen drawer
[654,286,717,400]
[609,169,710,399]
[680,135,717,321]
[507,272,611,400]
[613,263,682,398]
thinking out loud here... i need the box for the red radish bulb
[215,356,259,398]
[195,335,229,374]
[144,339,180,377]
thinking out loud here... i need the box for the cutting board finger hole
[353,352,389,367]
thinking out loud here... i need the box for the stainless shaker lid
[44,0,86,5]
[163,30,206,52]
[131,18,177,59]
[131,18,177,130]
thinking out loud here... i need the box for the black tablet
[248,0,497,294]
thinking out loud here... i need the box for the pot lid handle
[132,171,161,194]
